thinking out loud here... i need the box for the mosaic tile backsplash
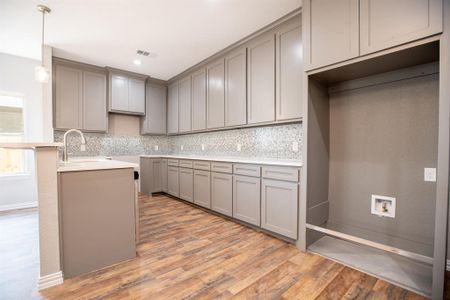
[54,123,302,161]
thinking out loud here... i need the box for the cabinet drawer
[193,161,211,171]
[211,162,233,174]
[179,160,193,168]
[168,159,179,166]
[233,164,260,177]
[262,166,300,182]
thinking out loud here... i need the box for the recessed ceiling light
[133,59,142,65]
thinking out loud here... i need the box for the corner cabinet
[167,82,179,134]
[108,72,146,115]
[54,60,107,132]
[141,82,167,135]
[359,0,443,55]
[247,31,275,124]
[303,0,359,70]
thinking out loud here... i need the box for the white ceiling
[0,0,301,80]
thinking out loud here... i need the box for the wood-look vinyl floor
[1,194,429,299]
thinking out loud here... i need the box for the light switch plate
[201,144,205,151]
[154,145,159,151]
[424,168,436,182]
[237,144,241,152]
[292,141,299,152]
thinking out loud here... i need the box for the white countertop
[140,154,302,167]
[0,142,62,149]
[57,158,138,173]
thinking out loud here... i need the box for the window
[0,93,25,175]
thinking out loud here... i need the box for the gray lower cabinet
[225,47,247,127]
[233,175,261,226]
[207,59,225,129]
[178,76,192,132]
[167,166,179,197]
[192,69,207,131]
[247,31,276,124]
[193,170,211,208]
[142,82,167,135]
[211,172,233,217]
[261,179,298,239]
[168,82,179,134]
[179,167,194,202]
[275,17,302,121]
[161,159,168,192]
[150,159,162,193]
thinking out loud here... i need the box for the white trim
[0,201,37,212]
[38,271,63,290]
[447,259,450,271]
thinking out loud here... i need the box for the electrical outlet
[292,141,299,152]
[180,145,184,151]
[154,145,159,151]
[424,168,436,182]
[80,144,86,152]
[237,144,241,152]
[201,144,205,151]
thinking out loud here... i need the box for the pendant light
[35,5,51,83]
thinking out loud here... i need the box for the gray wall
[328,73,438,256]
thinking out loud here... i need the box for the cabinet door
[261,179,298,239]
[110,74,129,112]
[192,69,207,131]
[179,167,193,202]
[211,172,232,217]
[82,70,107,131]
[360,0,443,55]
[143,83,167,134]
[54,65,82,129]
[139,157,151,195]
[151,159,162,193]
[178,76,192,132]
[206,59,225,129]
[233,175,261,226]
[276,17,302,121]
[247,32,275,124]
[167,82,179,134]
[161,159,168,193]
[167,166,179,197]
[128,78,145,114]
[194,170,211,208]
[225,47,247,127]
[303,0,359,70]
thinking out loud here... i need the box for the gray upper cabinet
[275,17,302,121]
[54,64,82,130]
[178,76,192,133]
[207,59,225,129]
[193,170,211,209]
[261,179,298,239]
[191,69,207,131]
[359,0,443,55]
[233,175,261,226]
[211,172,233,217]
[141,82,167,135]
[303,0,359,70]
[109,72,146,115]
[225,47,247,127]
[82,71,107,131]
[54,61,107,132]
[167,82,179,134]
[247,32,275,124]
[179,167,194,202]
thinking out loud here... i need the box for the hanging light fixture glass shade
[35,5,51,83]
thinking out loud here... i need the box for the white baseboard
[38,271,64,290]
[0,201,37,212]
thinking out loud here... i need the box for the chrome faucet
[62,129,86,162]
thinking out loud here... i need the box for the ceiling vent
[136,50,150,56]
